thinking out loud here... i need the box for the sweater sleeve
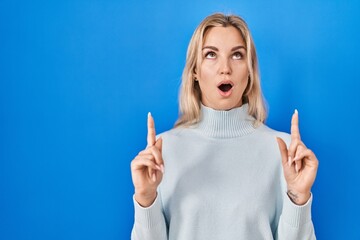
[275,193,316,239]
[131,193,168,240]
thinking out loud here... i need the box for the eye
[205,51,216,59]
[232,51,243,60]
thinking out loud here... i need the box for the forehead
[203,26,245,47]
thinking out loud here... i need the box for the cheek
[234,66,249,82]
[198,77,215,97]
[233,67,249,92]
[198,80,211,94]
[238,76,249,92]
[199,63,216,79]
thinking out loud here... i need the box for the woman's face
[195,26,249,110]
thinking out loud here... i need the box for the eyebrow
[202,45,246,51]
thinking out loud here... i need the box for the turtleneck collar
[196,103,256,138]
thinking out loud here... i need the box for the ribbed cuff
[281,193,313,228]
[133,194,164,229]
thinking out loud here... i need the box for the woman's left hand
[277,110,319,205]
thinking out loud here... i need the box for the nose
[219,57,231,75]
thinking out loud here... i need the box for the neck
[196,104,256,138]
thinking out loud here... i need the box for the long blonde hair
[175,13,267,127]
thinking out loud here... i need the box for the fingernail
[148,112,151,117]
[161,164,165,174]
[295,109,298,114]
[288,156,292,167]
[152,173,156,182]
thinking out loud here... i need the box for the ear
[193,68,199,80]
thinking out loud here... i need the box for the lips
[217,81,234,97]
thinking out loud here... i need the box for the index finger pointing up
[291,109,301,140]
[147,112,156,147]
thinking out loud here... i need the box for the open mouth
[218,83,233,92]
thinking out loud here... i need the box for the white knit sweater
[131,104,316,240]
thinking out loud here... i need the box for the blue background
[1,0,359,239]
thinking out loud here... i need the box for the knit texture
[131,104,316,240]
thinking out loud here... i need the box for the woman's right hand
[131,113,164,207]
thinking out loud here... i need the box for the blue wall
[1,0,359,239]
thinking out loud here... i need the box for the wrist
[287,189,311,205]
[134,191,157,207]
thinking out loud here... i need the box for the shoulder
[255,123,291,146]
[156,125,195,140]
[157,126,187,137]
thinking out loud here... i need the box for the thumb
[276,137,288,167]
[155,137,163,153]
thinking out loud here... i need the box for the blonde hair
[175,13,267,127]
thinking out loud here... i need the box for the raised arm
[276,110,318,239]
[130,113,167,240]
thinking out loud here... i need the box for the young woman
[130,13,318,239]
